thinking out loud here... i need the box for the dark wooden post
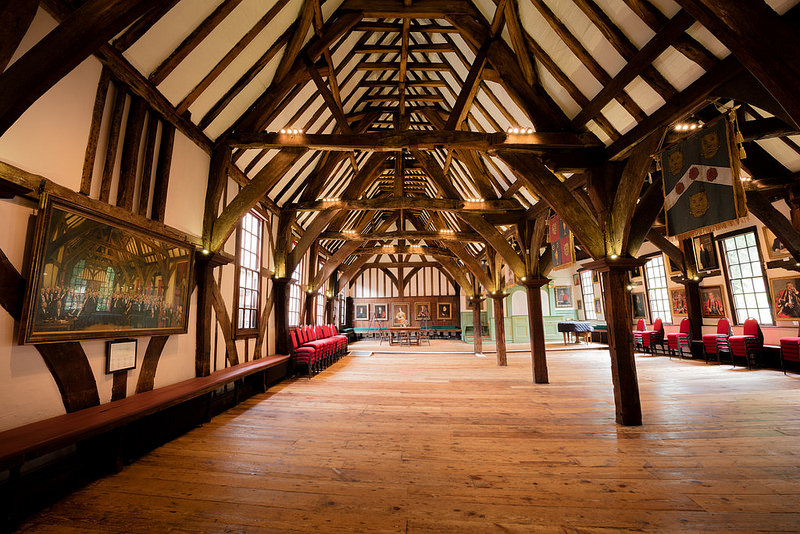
[468,296,484,355]
[272,277,290,355]
[490,293,508,366]
[345,296,354,328]
[303,292,315,325]
[324,295,334,324]
[587,258,643,426]
[195,255,213,377]
[523,278,550,384]
[682,279,703,342]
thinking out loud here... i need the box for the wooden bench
[0,354,289,524]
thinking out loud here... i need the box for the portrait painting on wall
[591,270,599,283]
[355,304,368,320]
[437,302,452,320]
[670,287,688,316]
[392,303,410,326]
[573,273,580,286]
[374,304,387,321]
[763,227,790,259]
[631,291,647,319]
[20,199,193,344]
[700,285,726,318]
[630,265,642,280]
[693,233,719,271]
[554,286,572,309]
[771,276,800,319]
[415,302,431,321]
[594,298,603,314]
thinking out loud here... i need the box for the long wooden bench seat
[0,354,290,472]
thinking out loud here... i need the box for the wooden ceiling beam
[353,22,460,32]
[339,0,479,18]
[228,130,598,151]
[350,245,455,256]
[0,0,39,73]
[292,197,523,212]
[320,230,483,241]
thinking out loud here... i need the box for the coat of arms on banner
[661,115,747,238]
[548,213,574,270]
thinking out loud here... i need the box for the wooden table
[557,321,593,344]
[389,326,421,345]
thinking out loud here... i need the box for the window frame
[716,225,774,326]
[233,211,263,339]
[287,255,304,327]
[641,253,672,325]
[579,270,597,320]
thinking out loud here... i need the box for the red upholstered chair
[779,326,800,374]
[667,318,691,359]
[289,330,315,377]
[728,318,763,368]
[702,318,731,364]
[641,318,664,353]
[632,319,646,351]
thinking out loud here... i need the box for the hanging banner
[661,116,747,238]
[548,213,574,270]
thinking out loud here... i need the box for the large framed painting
[554,286,572,308]
[670,287,688,317]
[414,302,431,321]
[437,302,452,319]
[771,276,800,319]
[700,285,726,318]
[763,227,790,259]
[631,291,647,319]
[693,233,719,271]
[373,304,387,321]
[355,304,368,320]
[20,198,194,344]
[392,303,410,326]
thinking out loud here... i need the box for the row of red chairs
[289,325,348,376]
[632,317,765,368]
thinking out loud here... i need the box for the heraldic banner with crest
[661,116,747,238]
[548,213,574,270]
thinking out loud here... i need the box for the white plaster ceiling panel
[765,0,800,14]
[322,0,346,20]
[625,75,666,116]
[332,31,364,68]
[545,0,626,77]
[123,0,219,75]
[600,99,635,136]
[755,138,800,173]
[585,119,611,145]
[245,148,278,178]
[647,0,681,18]
[535,68,581,119]
[472,0,498,27]
[591,0,655,49]
[270,151,320,205]
[651,46,706,92]
[684,23,729,59]
[261,80,317,131]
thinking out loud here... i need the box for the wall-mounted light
[201,248,210,255]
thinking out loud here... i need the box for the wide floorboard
[17,342,800,533]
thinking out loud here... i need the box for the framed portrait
[692,233,718,271]
[591,271,599,283]
[573,273,580,285]
[106,339,137,373]
[414,302,431,321]
[763,227,790,259]
[392,303,410,326]
[670,287,688,317]
[577,300,582,310]
[355,304,368,320]
[437,302,452,320]
[770,276,800,319]
[554,286,572,308]
[667,256,681,275]
[20,198,194,344]
[630,265,642,280]
[631,291,647,319]
[374,304,387,321]
[700,285,726,318]
[595,298,603,314]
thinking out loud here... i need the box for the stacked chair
[641,318,664,354]
[779,326,800,374]
[728,318,763,368]
[702,317,732,363]
[288,325,349,377]
[666,318,691,359]
[632,319,646,351]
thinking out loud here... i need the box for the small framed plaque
[106,339,138,373]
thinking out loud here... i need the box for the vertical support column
[195,255,214,377]
[588,258,642,426]
[490,293,508,366]
[304,292,315,325]
[469,296,484,355]
[272,277,290,355]
[682,279,703,343]
[523,278,550,384]
[325,295,334,324]
[345,296,354,328]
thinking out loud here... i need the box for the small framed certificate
[106,339,138,373]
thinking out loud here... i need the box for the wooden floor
[17,341,800,533]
